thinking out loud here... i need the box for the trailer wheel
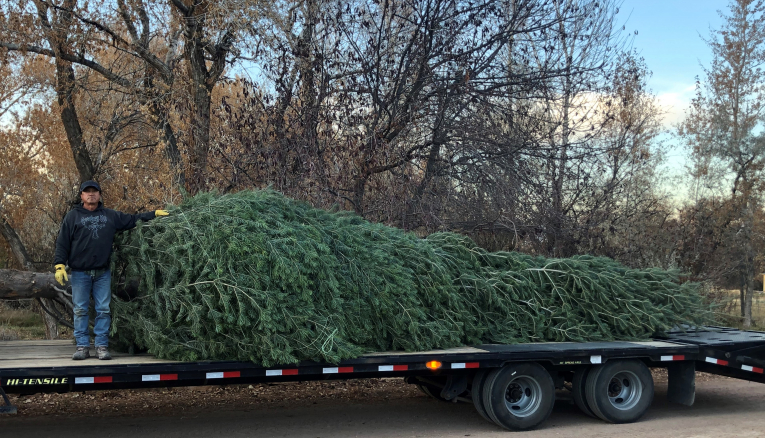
[482,363,555,431]
[471,369,494,423]
[571,367,596,418]
[585,360,654,423]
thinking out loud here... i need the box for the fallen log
[0,269,139,301]
[0,269,63,300]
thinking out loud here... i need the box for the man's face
[80,187,101,204]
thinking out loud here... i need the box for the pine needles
[110,190,713,366]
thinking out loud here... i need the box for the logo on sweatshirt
[81,215,108,238]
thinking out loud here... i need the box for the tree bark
[741,281,746,318]
[0,269,63,300]
[0,268,139,302]
[0,214,61,337]
[744,272,755,328]
[179,1,233,194]
[35,0,95,182]
[405,140,443,230]
[0,216,33,272]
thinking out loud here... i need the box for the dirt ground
[0,370,719,418]
[4,377,421,418]
[2,371,765,438]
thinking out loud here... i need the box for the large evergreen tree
[110,190,712,366]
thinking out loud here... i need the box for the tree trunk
[743,234,755,328]
[143,89,185,189]
[405,141,442,230]
[55,58,94,182]
[0,214,61,338]
[297,0,327,190]
[741,281,746,318]
[188,81,211,193]
[182,3,219,195]
[352,169,369,216]
[35,0,95,183]
[744,274,754,328]
[34,299,60,339]
[0,270,63,300]
[0,268,139,302]
[0,216,33,271]
[741,196,755,328]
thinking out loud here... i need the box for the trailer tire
[585,360,654,423]
[471,369,494,423]
[571,366,596,418]
[482,363,555,431]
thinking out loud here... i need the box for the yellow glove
[155,210,169,217]
[54,264,68,286]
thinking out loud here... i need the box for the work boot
[96,346,112,360]
[72,346,90,360]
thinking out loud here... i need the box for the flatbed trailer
[2,326,765,430]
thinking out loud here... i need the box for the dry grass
[0,304,47,340]
[717,290,765,329]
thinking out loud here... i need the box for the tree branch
[0,41,134,89]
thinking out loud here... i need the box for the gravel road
[1,374,764,437]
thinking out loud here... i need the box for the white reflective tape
[206,372,224,379]
[75,377,94,384]
[266,370,282,376]
[705,357,717,364]
[378,365,394,372]
[590,355,602,364]
[142,375,161,382]
[451,363,466,369]
[323,367,339,374]
[660,356,673,361]
[742,365,754,372]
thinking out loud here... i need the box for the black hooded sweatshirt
[54,202,156,270]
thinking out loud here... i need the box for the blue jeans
[71,269,112,348]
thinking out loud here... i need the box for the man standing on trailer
[53,180,169,360]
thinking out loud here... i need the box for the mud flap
[667,361,695,406]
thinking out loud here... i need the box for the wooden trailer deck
[0,340,179,369]
[0,338,695,372]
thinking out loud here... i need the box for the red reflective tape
[393,365,408,371]
[160,374,178,381]
[706,357,728,366]
[93,376,112,384]
[465,362,480,369]
[754,367,764,374]
[282,369,299,376]
[338,367,354,373]
[223,371,240,378]
[673,355,685,361]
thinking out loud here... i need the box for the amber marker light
[426,360,442,370]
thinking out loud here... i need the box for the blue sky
[618,0,726,173]
[620,0,725,123]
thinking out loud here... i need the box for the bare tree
[679,0,765,327]
[0,0,270,193]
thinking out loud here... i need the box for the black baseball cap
[79,180,101,192]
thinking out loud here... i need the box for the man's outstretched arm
[114,209,169,231]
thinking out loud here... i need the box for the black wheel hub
[506,383,524,403]
[608,379,627,397]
